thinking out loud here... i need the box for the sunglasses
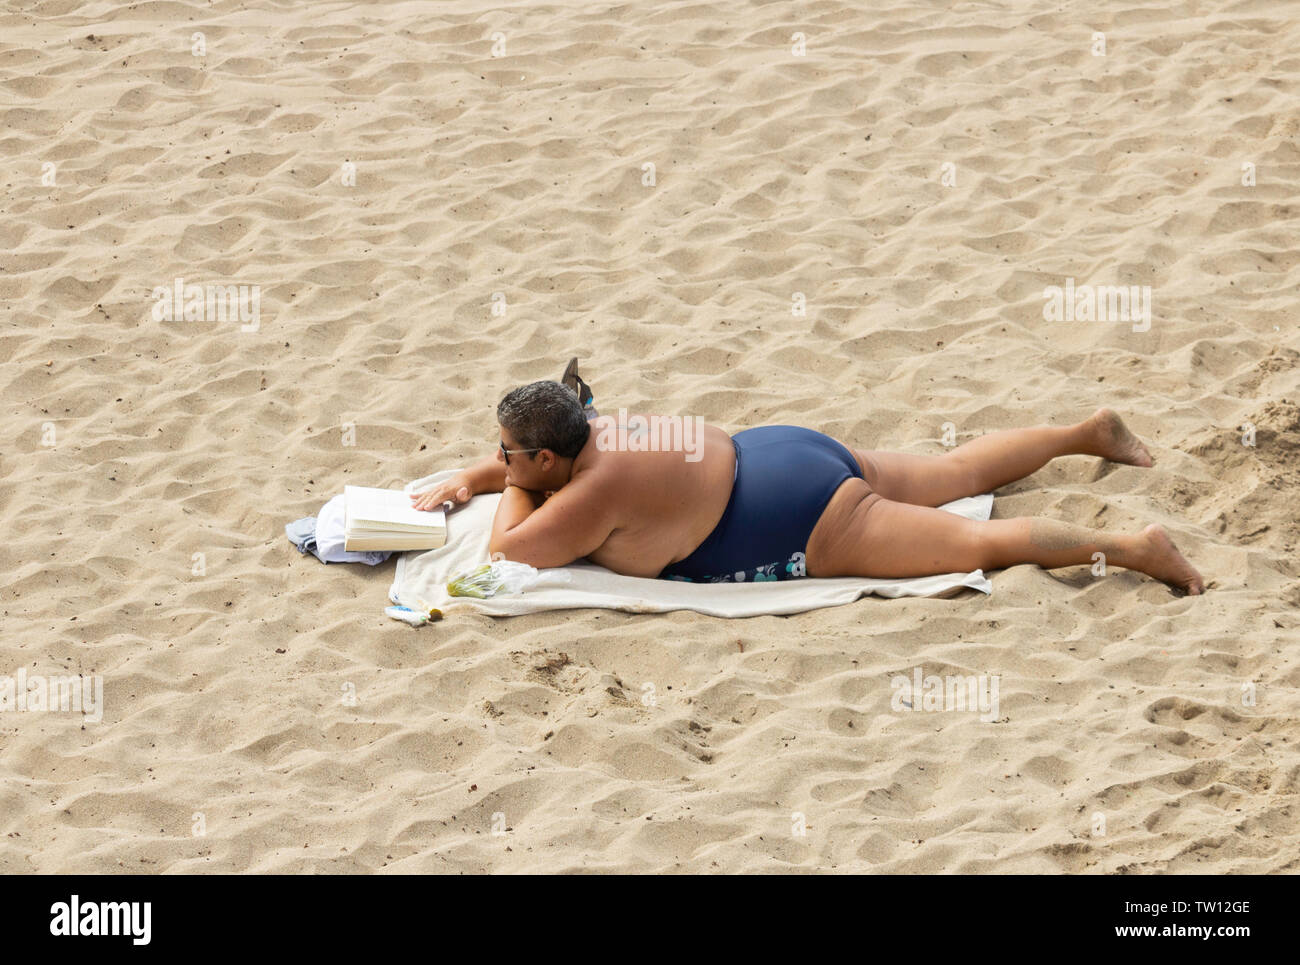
[499,440,542,465]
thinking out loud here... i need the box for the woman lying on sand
[412,362,1204,594]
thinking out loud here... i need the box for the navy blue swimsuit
[659,426,863,583]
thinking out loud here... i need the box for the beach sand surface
[1,0,1297,872]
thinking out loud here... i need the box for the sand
[1,0,1297,873]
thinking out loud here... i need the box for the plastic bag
[447,559,543,598]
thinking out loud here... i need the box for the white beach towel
[389,469,994,618]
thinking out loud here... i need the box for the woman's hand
[409,472,474,512]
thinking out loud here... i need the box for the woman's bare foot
[1088,408,1154,467]
[1129,525,1205,594]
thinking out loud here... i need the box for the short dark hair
[497,381,591,459]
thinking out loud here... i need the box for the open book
[343,485,446,552]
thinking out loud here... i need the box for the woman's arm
[487,474,614,568]
[489,485,547,551]
[410,450,507,511]
[462,451,507,494]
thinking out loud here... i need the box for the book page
[344,486,445,532]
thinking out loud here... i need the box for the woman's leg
[806,480,1204,594]
[851,408,1153,507]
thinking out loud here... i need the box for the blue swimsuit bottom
[659,425,863,583]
